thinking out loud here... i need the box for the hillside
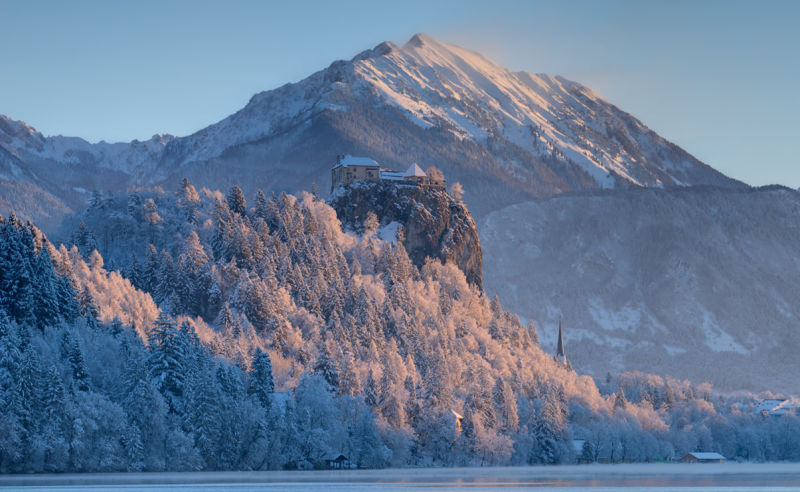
[481,186,800,393]
[2,33,792,397]
[4,182,798,473]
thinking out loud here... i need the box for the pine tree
[155,250,175,306]
[493,378,519,433]
[141,245,160,294]
[337,349,361,397]
[227,186,247,216]
[314,341,340,391]
[249,348,274,409]
[254,189,270,221]
[143,198,162,227]
[31,246,60,327]
[68,339,90,392]
[179,178,201,224]
[77,287,100,321]
[0,219,36,326]
[211,199,234,261]
[185,369,221,468]
[72,220,98,256]
[524,384,567,465]
[364,369,378,407]
[614,388,628,411]
[216,302,241,339]
[147,313,186,410]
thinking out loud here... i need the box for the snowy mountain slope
[480,185,800,393]
[0,115,171,222]
[160,34,739,209]
[349,34,730,190]
[0,115,174,176]
[0,34,741,228]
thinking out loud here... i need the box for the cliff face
[329,182,483,289]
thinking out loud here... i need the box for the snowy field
[2,463,800,491]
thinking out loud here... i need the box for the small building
[680,452,725,463]
[403,163,427,185]
[754,399,799,417]
[325,454,356,469]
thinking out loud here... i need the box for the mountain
[2,33,787,393]
[0,34,741,228]
[481,185,800,393]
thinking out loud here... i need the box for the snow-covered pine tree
[227,185,247,216]
[249,347,275,409]
[147,313,186,410]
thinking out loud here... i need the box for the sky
[1,0,798,188]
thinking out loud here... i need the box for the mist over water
[3,463,800,491]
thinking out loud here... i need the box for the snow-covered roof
[404,163,426,177]
[755,398,798,415]
[333,154,380,169]
[380,170,405,181]
[686,452,725,460]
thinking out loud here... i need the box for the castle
[330,154,445,191]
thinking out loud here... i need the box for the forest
[0,179,798,473]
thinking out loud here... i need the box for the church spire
[555,317,568,367]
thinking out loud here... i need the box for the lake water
[2,463,800,491]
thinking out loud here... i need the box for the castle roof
[380,170,405,181]
[333,155,380,169]
[404,163,426,177]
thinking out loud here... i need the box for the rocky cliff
[329,182,483,289]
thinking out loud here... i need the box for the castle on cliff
[330,155,445,191]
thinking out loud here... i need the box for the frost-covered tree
[227,185,247,216]
[147,313,186,410]
[1,182,789,473]
[249,347,274,408]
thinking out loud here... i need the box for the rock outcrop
[329,182,483,289]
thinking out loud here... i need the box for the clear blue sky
[1,0,798,188]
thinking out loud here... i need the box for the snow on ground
[588,298,642,333]
[3,463,800,491]
[378,221,401,243]
[700,308,749,355]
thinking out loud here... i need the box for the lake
[2,463,800,491]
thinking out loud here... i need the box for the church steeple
[555,317,569,367]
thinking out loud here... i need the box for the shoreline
[2,462,800,487]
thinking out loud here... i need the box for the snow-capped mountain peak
[0,34,741,227]
[347,34,718,190]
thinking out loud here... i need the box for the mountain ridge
[0,33,742,228]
